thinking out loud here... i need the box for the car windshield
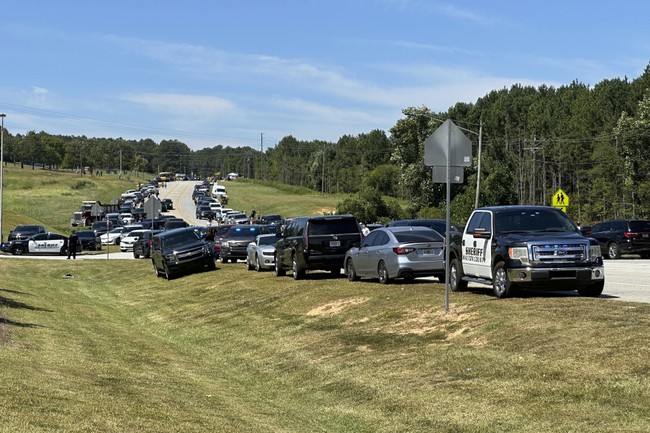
[164,231,200,248]
[258,235,278,245]
[495,209,577,233]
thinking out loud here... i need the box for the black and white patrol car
[1,232,70,256]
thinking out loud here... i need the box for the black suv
[590,219,650,259]
[275,214,362,279]
[7,225,46,241]
[151,227,216,279]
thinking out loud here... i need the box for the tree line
[3,63,650,225]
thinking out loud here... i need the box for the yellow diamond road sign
[552,189,569,208]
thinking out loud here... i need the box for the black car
[7,225,46,241]
[195,205,214,220]
[151,227,215,279]
[162,198,174,210]
[133,230,161,258]
[275,214,362,279]
[76,230,102,251]
[590,219,650,259]
[219,225,271,263]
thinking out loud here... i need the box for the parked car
[133,230,162,258]
[226,212,250,225]
[163,218,188,231]
[100,227,127,245]
[92,220,115,237]
[1,232,70,256]
[219,225,271,263]
[259,214,284,226]
[196,204,214,220]
[590,219,650,259]
[344,226,445,284]
[76,230,102,251]
[211,224,234,258]
[275,214,362,279]
[246,234,278,271]
[7,225,47,241]
[151,227,216,279]
[120,229,149,252]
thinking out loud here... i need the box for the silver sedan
[344,226,445,284]
[246,234,278,271]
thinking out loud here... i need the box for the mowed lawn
[1,257,649,433]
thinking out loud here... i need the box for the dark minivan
[590,219,650,259]
[151,227,215,279]
[275,214,362,279]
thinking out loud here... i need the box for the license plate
[643,234,649,238]
[421,249,434,255]
[330,240,341,247]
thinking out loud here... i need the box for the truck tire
[578,280,604,297]
[607,242,621,259]
[274,254,286,276]
[449,258,467,292]
[292,254,304,280]
[492,261,515,298]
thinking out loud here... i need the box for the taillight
[624,232,639,238]
[147,240,152,246]
[393,247,416,255]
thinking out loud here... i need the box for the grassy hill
[1,168,649,432]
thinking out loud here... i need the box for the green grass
[1,168,650,432]
[1,258,649,432]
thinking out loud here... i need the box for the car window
[373,231,390,246]
[465,212,489,234]
[629,220,650,232]
[308,219,358,235]
[361,231,379,247]
[393,230,443,243]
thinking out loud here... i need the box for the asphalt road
[2,180,649,304]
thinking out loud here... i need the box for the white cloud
[119,92,236,117]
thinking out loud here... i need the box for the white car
[119,212,134,225]
[100,227,126,245]
[119,229,149,252]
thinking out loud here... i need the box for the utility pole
[260,133,264,180]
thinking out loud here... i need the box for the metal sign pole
[444,125,451,314]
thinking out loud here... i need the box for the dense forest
[3,64,650,225]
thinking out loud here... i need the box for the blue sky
[1,1,649,150]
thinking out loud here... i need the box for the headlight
[589,245,602,261]
[508,246,529,264]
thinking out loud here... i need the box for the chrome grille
[531,243,586,263]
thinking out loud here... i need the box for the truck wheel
[275,254,286,276]
[152,261,162,277]
[292,254,304,280]
[449,258,468,292]
[607,242,621,259]
[163,264,174,280]
[378,261,390,284]
[492,261,514,298]
[578,280,604,297]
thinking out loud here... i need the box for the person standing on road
[68,230,80,259]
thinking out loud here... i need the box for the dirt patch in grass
[372,303,483,342]
[306,297,370,316]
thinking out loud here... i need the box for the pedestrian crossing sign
[552,189,569,208]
